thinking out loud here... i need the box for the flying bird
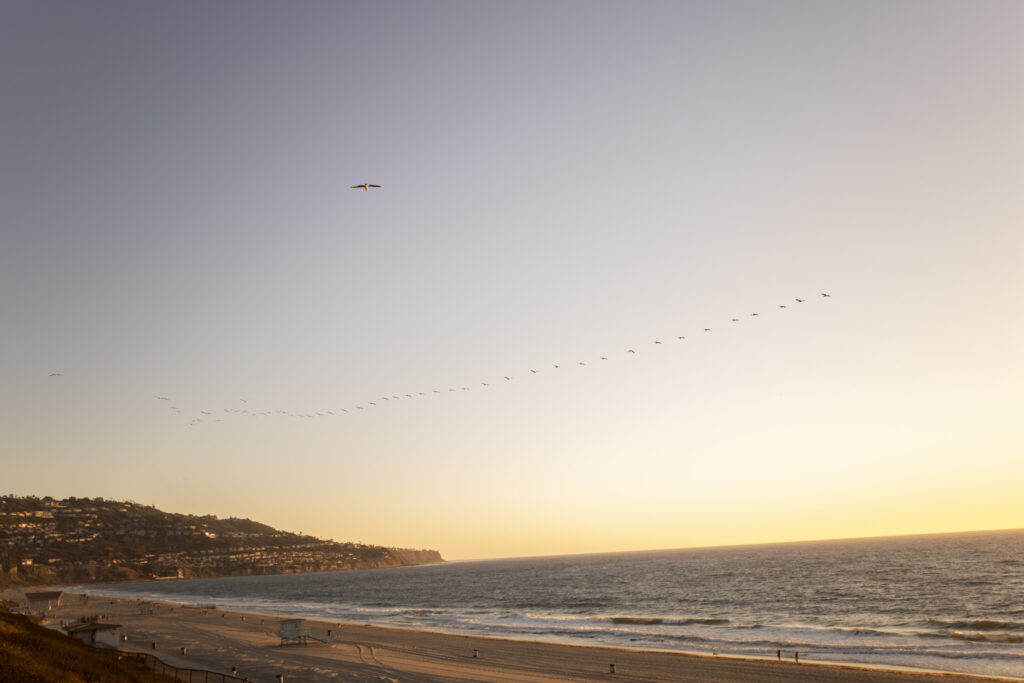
[795,298,805,303]
[731,318,739,322]
[351,184,381,191]
[553,364,560,368]
[530,369,538,374]
[627,349,636,354]
[578,361,586,366]
[779,305,787,309]
[704,328,711,332]
[49,372,61,377]
[821,292,831,297]
[654,340,662,344]
[481,382,490,387]
[155,396,170,401]
[504,376,512,380]
[751,313,759,316]
[601,356,608,360]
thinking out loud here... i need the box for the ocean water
[83,530,1024,679]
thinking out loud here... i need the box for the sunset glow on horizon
[2,1,1022,560]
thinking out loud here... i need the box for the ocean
[81,529,1024,679]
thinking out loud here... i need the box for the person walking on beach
[777,649,781,661]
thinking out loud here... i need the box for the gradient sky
[2,1,1021,560]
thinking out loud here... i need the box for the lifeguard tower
[278,618,327,646]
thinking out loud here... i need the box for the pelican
[821,292,831,297]
[795,298,805,303]
[351,184,381,191]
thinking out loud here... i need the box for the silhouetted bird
[731,319,739,322]
[795,298,805,303]
[49,372,61,376]
[654,341,662,344]
[821,292,831,297]
[704,328,711,332]
[351,184,381,191]
[530,369,538,373]
[504,376,512,380]
[627,349,636,354]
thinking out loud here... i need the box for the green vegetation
[1,495,443,589]
[0,606,175,682]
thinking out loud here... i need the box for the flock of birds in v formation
[146,293,831,426]
[46,183,832,425]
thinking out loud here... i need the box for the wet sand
[32,593,1018,683]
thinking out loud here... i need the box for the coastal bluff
[0,495,443,588]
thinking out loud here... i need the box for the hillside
[0,495,443,588]
[0,604,178,682]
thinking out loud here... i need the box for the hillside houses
[1,495,442,587]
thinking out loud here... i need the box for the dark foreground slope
[0,606,174,683]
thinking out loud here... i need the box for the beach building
[24,590,63,611]
[64,621,123,647]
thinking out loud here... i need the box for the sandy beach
[19,592,1013,683]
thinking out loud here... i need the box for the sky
[1,1,1021,560]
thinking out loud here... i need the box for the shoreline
[17,590,1020,683]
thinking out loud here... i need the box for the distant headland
[0,495,443,588]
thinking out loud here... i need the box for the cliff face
[385,549,445,566]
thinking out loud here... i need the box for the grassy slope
[0,607,174,683]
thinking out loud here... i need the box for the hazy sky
[2,1,1021,560]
